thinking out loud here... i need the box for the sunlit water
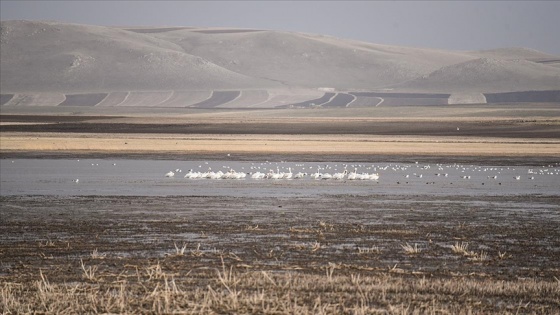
[1,159,559,197]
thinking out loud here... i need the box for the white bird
[233,171,246,179]
[347,168,358,180]
[312,167,323,180]
[283,168,293,179]
[294,172,307,179]
[269,168,283,180]
[165,171,175,177]
[514,176,521,180]
[73,179,79,183]
[184,169,199,179]
[251,172,266,179]
[333,170,348,180]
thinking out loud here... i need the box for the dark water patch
[351,92,451,98]
[380,97,449,106]
[58,93,108,107]
[321,93,356,107]
[0,94,14,106]
[0,115,123,123]
[280,93,335,108]
[189,91,240,108]
[484,90,560,103]
[2,120,559,138]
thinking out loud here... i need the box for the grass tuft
[401,243,421,255]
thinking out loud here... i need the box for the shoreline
[2,132,559,164]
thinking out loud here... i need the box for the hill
[1,20,559,108]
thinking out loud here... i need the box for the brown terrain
[1,20,560,314]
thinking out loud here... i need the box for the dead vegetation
[1,194,559,314]
[2,259,559,314]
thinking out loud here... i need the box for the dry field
[1,194,559,314]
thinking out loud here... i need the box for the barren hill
[0,20,278,92]
[1,20,559,108]
[393,57,560,93]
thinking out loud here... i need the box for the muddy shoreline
[2,119,560,138]
[2,151,559,166]
[2,194,559,283]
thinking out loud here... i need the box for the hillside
[0,20,559,108]
[393,57,560,93]
[0,20,278,92]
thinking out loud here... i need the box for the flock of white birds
[163,161,560,182]
[165,165,380,181]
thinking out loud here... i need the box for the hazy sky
[1,0,559,54]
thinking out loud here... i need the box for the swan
[347,168,358,180]
[311,166,323,180]
[270,168,283,180]
[165,171,175,177]
[294,172,307,179]
[208,171,223,180]
[368,173,380,180]
[200,168,212,179]
[332,170,347,180]
[251,172,266,179]
[184,169,198,179]
[283,167,293,179]
[234,171,246,179]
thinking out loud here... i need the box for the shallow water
[1,159,559,196]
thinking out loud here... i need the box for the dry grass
[80,259,98,281]
[401,243,421,255]
[90,248,106,259]
[451,242,489,262]
[357,245,381,255]
[2,261,558,314]
[451,241,470,255]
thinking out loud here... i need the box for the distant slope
[149,28,475,90]
[1,20,559,98]
[0,20,278,92]
[392,58,560,93]
[471,47,559,61]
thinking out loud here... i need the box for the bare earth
[1,111,560,160]
[1,108,559,313]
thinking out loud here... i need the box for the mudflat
[2,194,559,313]
[1,109,560,160]
[1,105,559,313]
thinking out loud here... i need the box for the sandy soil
[1,112,559,160]
[2,132,560,160]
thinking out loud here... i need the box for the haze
[1,0,559,55]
